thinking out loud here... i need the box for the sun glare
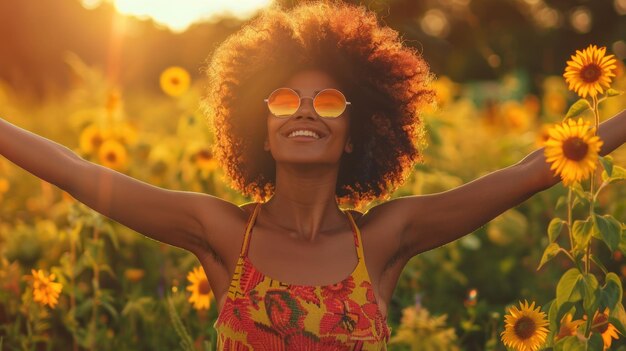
[83,0,273,32]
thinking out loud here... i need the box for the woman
[1,1,625,350]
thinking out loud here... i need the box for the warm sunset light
[84,0,273,32]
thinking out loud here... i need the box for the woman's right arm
[0,117,234,255]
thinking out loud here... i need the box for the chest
[245,226,362,286]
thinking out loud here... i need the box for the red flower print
[359,281,390,340]
[264,290,306,335]
[289,285,320,306]
[320,298,371,335]
[248,289,262,310]
[360,281,376,303]
[245,322,286,351]
[241,258,265,291]
[218,297,255,332]
[285,332,354,351]
[321,276,355,301]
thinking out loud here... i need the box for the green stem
[70,226,78,351]
[585,96,600,275]
[567,188,574,251]
[90,225,101,351]
[558,248,575,262]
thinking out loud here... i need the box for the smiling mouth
[287,130,321,139]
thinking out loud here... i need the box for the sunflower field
[1,1,626,351]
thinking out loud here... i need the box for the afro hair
[202,0,435,207]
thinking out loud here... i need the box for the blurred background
[0,0,625,350]
[1,0,626,98]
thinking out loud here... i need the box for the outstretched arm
[0,117,233,255]
[376,109,626,261]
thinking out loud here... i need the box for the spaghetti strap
[343,210,365,263]
[241,202,261,257]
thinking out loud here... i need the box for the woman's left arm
[381,109,626,260]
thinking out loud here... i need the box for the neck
[262,163,348,241]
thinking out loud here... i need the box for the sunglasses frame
[263,87,351,119]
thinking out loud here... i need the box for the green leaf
[556,268,583,310]
[572,218,594,252]
[609,303,626,337]
[590,254,608,275]
[538,242,561,270]
[588,332,604,351]
[547,299,558,332]
[608,165,626,183]
[602,273,623,310]
[555,301,576,329]
[582,273,599,314]
[571,182,591,201]
[593,214,621,252]
[565,99,591,119]
[555,195,568,210]
[606,88,623,97]
[555,335,585,351]
[598,156,613,178]
[548,218,565,243]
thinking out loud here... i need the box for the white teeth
[287,130,320,139]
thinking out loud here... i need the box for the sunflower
[591,308,621,350]
[114,121,139,146]
[554,313,584,342]
[194,148,219,173]
[502,101,534,132]
[544,118,603,186]
[29,269,63,308]
[98,139,128,171]
[160,66,191,97]
[563,45,617,98]
[0,177,9,194]
[501,300,549,351]
[79,124,111,155]
[186,266,213,310]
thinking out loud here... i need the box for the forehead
[283,69,341,93]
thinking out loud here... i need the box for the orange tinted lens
[314,89,346,118]
[267,88,299,117]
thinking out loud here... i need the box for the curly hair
[202,0,435,207]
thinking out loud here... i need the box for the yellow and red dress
[214,202,391,350]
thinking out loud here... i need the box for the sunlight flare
[106,0,273,32]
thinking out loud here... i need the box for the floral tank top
[213,203,391,350]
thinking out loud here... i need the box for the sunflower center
[106,152,117,163]
[514,316,537,340]
[592,314,609,334]
[580,64,602,83]
[92,135,103,148]
[197,150,211,160]
[198,279,211,295]
[562,137,588,161]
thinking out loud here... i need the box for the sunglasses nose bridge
[294,96,317,118]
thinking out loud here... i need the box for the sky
[81,0,273,32]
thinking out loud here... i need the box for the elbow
[517,149,561,192]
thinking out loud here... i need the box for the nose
[294,96,317,120]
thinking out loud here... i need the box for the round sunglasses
[264,88,351,118]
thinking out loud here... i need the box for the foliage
[1,49,625,350]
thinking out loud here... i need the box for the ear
[264,137,270,151]
[344,138,353,153]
